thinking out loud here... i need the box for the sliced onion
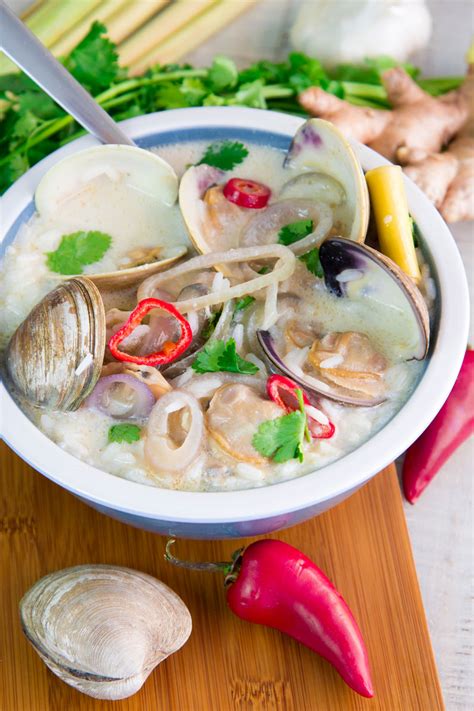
[145,390,203,473]
[241,199,333,255]
[84,374,155,419]
[136,244,296,312]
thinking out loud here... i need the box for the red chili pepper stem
[165,539,242,585]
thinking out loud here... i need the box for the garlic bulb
[20,565,192,700]
[290,0,432,67]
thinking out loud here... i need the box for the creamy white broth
[0,138,432,491]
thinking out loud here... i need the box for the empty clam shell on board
[20,565,192,700]
[5,277,105,411]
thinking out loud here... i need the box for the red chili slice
[267,374,335,440]
[108,298,192,367]
[223,178,271,209]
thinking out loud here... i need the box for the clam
[20,565,192,700]
[36,144,179,215]
[178,119,368,273]
[36,144,187,288]
[5,277,105,411]
[257,238,430,407]
[206,383,282,464]
[282,119,369,243]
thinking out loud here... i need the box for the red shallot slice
[84,374,155,419]
[145,390,204,473]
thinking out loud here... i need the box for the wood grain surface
[0,440,443,711]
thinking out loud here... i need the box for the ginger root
[300,66,474,222]
[405,65,474,223]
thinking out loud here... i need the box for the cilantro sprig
[192,338,258,375]
[252,387,310,463]
[278,218,313,246]
[234,295,255,313]
[197,140,248,171]
[46,230,112,275]
[278,219,323,278]
[108,424,141,444]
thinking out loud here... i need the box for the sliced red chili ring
[223,178,271,209]
[108,298,192,367]
[267,374,335,440]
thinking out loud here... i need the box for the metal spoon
[0,1,135,146]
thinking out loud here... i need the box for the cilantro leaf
[278,219,313,246]
[252,410,306,463]
[234,295,255,313]
[209,55,238,92]
[46,230,112,275]
[410,216,421,247]
[66,22,120,94]
[108,424,141,444]
[299,248,324,278]
[197,140,248,171]
[192,338,258,375]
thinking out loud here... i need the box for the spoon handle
[0,1,135,146]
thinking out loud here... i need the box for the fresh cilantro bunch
[192,338,258,375]
[0,20,461,194]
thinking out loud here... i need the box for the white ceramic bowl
[0,108,469,539]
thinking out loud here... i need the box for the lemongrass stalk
[20,1,43,20]
[0,0,101,75]
[129,0,259,75]
[50,0,130,57]
[27,0,102,45]
[119,0,218,67]
[105,0,170,45]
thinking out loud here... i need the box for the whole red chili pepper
[267,374,335,439]
[403,349,474,504]
[108,298,192,367]
[165,539,373,698]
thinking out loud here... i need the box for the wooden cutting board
[0,440,444,711]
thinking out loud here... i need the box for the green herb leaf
[108,423,141,444]
[197,140,248,171]
[66,22,120,94]
[299,248,324,278]
[209,55,238,92]
[234,295,255,313]
[278,218,313,246]
[46,230,112,275]
[252,410,306,463]
[192,338,258,375]
[409,216,421,247]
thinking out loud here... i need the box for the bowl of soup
[0,107,469,538]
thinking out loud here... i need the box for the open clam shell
[36,144,187,288]
[5,277,105,411]
[20,565,192,700]
[36,144,179,215]
[319,238,429,360]
[257,238,429,407]
[283,119,369,243]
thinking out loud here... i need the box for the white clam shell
[20,565,192,700]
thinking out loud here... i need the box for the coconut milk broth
[1,140,429,491]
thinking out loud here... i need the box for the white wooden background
[6,1,474,709]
